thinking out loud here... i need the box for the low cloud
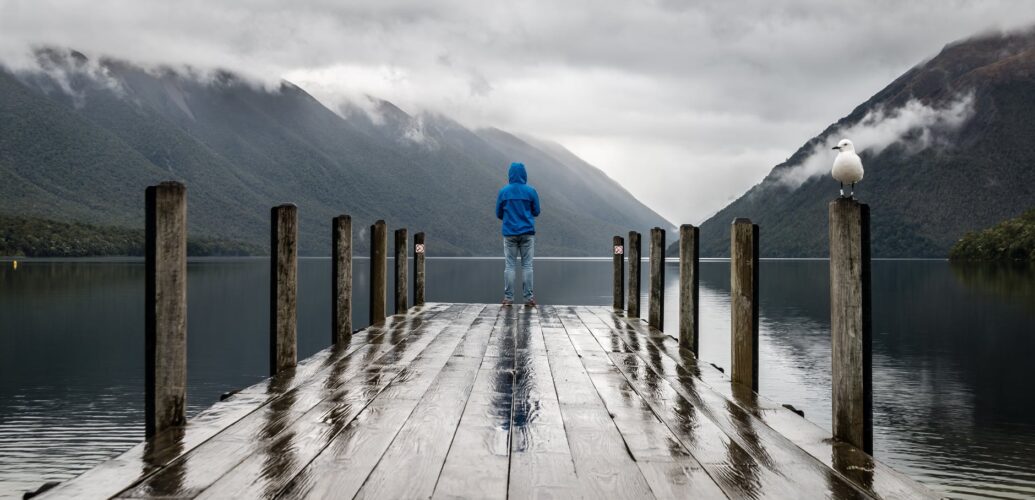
[774,93,976,189]
[16,48,125,108]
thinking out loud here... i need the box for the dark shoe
[524,298,537,308]
[502,299,514,306]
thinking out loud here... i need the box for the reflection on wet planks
[546,306,728,499]
[556,306,864,499]
[539,305,668,498]
[116,304,469,499]
[278,305,492,499]
[202,305,493,499]
[579,304,935,500]
[49,303,936,500]
[506,306,583,499]
[43,303,452,499]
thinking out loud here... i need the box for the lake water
[1,258,1033,499]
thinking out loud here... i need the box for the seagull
[831,138,864,197]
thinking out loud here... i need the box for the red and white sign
[614,246,624,255]
[415,243,426,254]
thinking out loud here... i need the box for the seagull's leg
[851,182,856,197]
[839,182,844,197]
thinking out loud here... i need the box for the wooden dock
[43,303,935,499]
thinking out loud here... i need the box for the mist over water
[1,258,1033,499]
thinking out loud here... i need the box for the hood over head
[508,162,527,184]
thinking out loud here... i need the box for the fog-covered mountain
[0,50,670,256]
[689,29,1035,257]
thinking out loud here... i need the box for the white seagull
[831,138,864,197]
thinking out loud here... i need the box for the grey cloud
[0,0,1032,222]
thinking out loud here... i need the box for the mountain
[0,50,670,257]
[689,29,1035,258]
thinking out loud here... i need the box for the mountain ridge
[0,49,671,256]
[686,28,1035,258]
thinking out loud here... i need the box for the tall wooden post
[612,235,625,310]
[730,218,758,391]
[394,228,408,314]
[332,215,352,344]
[369,220,388,324]
[648,227,666,330]
[679,224,700,355]
[626,231,641,318]
[270,204,298,376]
[414,232,426,306]
[145,181,187,438]
[829,198,872,453]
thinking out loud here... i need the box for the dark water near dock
[1,258,1033,499]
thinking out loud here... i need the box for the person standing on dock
[496,162,541,307]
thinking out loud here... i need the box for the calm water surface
[1,258,1033,499]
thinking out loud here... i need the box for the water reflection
[949,261,1035,306]
[1,258,1034,498]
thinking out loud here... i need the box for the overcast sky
[2,1,1032,223]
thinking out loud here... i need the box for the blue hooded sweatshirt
[496,162,541,236]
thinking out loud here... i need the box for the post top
[680,223,697,230]
[147,181,186,194]
[732,217,753,225]
[334,214,351,222]
[829,197,868,208]
[395,228,407,235]
[374,219,386,226]
[275,203,297,209]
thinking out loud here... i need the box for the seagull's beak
[831,146,840,150]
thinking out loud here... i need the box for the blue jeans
[503,234,534,301]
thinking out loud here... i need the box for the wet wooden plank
[112,305,466,498]
[196,308,490,499]
[610,313,934,500]
[539,305,656,499]
[276,306,496,500]
[506,307,582,499]
[352,308,499,499]
[552,307,727,499]
[433,309,513,499]
[568,306,869,499]
[54,303,935,500]
[43,304,448,500]
[581,306,936,499]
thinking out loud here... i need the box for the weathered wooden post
[369,220,388,324]
[145,181,187,438]
[679,224,700,355]
[626,231,641,318]
[332,215,352,344]
[612,235,625,311]
[270,204,298,375]
[394,228,408,314]
[648,227,666,330]
[829,198,872,453]
[730,218,758,391]
[414,232,426,306]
